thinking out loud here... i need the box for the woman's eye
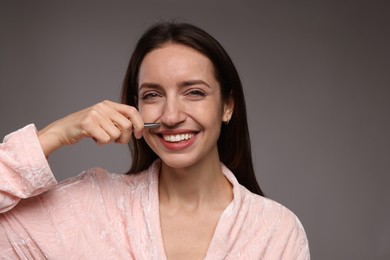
[186,89,206,99]
[140,92,161,102]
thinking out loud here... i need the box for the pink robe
[0,125,310,259]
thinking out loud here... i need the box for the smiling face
[138,43,233,169]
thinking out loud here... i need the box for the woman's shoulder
[222,164,303,229]
[243,188,291,213]
[41,160,162,203]
[23,167,153,218]
[219,166,310,258]
[238,186,308,250]
[234,189,310,259]
[243,187,304,227]
[50,167,150,195]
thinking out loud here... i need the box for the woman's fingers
[39,100,145,156]
[94,101,143,143]
[88,111,122,144]
[83,100,144,144]
[110,103,145,139]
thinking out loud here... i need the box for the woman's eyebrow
[139,82,162,91]
[139,80,211,90]
[178,79,211,89]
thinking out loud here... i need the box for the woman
[0,22,309,259]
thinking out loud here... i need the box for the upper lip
[156,129,199,135]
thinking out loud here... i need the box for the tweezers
[144,123,160,128]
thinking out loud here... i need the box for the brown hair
[121,21,264,196]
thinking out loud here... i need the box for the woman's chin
[159,154,199,170]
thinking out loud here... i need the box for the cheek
[187,102,223,127]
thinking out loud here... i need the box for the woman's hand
[38,100,144,157]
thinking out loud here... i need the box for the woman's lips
[162,133,195,142]
[156,130,198,150]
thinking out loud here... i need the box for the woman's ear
[222,94,234,124]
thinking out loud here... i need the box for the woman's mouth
[161,133,196,143]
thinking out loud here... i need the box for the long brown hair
[121,22,264,196]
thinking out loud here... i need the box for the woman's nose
[160,98,186,126]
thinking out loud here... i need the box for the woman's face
[137,43,233,169]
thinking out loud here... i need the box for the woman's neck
[158,156,233,211]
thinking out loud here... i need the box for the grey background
[1,1,389,259]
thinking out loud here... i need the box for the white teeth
[163,133,194,142]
